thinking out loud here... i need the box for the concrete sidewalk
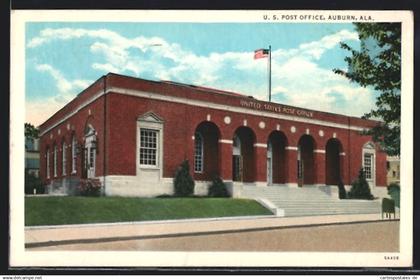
[25,213,398,248]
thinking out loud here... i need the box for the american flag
[254,48,269,59]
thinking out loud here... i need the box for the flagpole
[268,45,272,102]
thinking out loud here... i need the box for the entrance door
[87,146,96,178]
[297,146,304,187]
[232,155,243,182]
[267,141,273,185]
[84,132,96,179]
[232,134,243,182]
[267,157,273,185]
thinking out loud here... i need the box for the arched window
[53,144,57,177]
[62,141,67,176]
[72,135,77,173]
[46,148,50,179]
[194,132,204,173]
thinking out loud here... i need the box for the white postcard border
[10,9,414,267]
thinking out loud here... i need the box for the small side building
[25,137,40,177]
[386,156,400,186]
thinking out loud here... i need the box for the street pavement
[28,220,399,252]
[25,213,399,251]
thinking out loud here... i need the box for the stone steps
[241,186,381,217]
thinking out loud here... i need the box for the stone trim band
[40,86,369,136]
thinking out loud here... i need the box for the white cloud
[35,63,91,94]
[26,92,76,126]
[92,62,120,73]
[35,64,72,93]
[28,28,170,77]
[28,27,375,123]
[269,55,375,117]
[298,29,359,60]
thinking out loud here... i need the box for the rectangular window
[139,129,158,166]
[363,153,373,180]
[46,149,50,179]
[62,142,66,175]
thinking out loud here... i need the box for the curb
[25,214,278,230]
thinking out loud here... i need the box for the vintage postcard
[10,10,413,267]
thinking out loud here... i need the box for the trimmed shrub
[387,182,400,208]
[347,168,374,200]
[337,179,347,199]
[173,160,195,197]
[25,171,44,194]
[208,175,230,197]
[77,179,102,197]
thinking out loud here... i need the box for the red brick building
[39,73,388,197]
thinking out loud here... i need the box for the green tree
[334,23,401,156]
[25,123,39,139]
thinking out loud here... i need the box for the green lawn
[25,196,272,226]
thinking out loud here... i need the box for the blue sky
[25,22,378,126]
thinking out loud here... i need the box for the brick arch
[82,115,96,141]
[84,123,96,137]
[297,134,316,186]
[297,133,318,150]
[232,126,256,183]
[267,130,288,184]
[193,121,221,181]
[233,125,257,141]
[325,138,344,185]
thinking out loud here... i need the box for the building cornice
[40,86,370,137]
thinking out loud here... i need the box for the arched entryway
[193,121,221,180]
[297,135,315,186]
[232,126,256,183]
[325,138,343,185]
[267,131,288,185]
